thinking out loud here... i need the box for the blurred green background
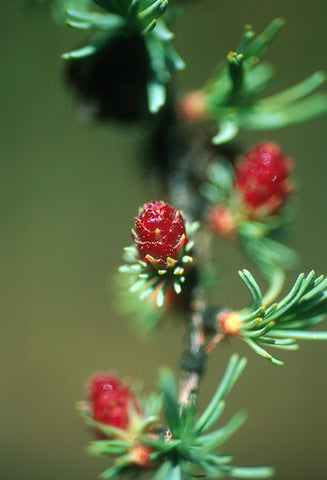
[1,1,327,480]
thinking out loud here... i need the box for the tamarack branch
[21,1,327,479]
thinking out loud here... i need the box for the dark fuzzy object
[64,35,149,122]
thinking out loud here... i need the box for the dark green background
[1,1,327,480]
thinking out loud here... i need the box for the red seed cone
[132,201,189,269]
[234,142,292,218]
[88,373,140,430]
